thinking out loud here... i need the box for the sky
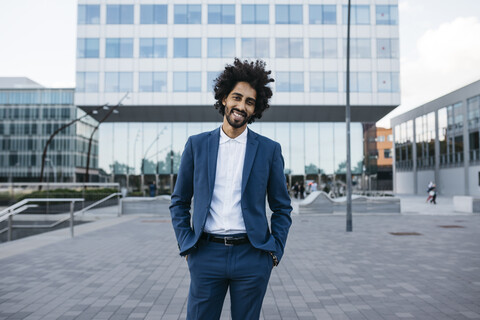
[0,0,479,128]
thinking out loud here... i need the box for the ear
[222,97,226,106]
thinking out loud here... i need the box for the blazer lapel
[242,129,259,194]
[207,127,220,197]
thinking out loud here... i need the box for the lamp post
[85,93,129,184]
[346,0,353,232]
[140,126,167,195]
[39,103,107,188]
[170,150,174,194]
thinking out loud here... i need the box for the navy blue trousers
[186,237,273,320]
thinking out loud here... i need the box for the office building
[75,0,400,192]
[391,80,480,196]
[0,77,99,183]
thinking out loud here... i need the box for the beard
[225,107,252,129]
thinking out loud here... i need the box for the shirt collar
[219,126,248,145]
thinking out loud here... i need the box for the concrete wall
[439,167,465,195]
[395,171,414,194]
[417,170,435,195]
[468,165,480,197]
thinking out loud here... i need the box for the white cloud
[378,16,480,127]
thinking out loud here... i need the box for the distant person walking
[426,181,436,204]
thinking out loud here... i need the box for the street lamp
[85,92,129,184]
[39,103,109,188]
[140,126,167,195]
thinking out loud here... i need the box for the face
[222,81,257,130]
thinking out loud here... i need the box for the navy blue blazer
[170,127,292,263]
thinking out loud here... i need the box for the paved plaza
[0,196,479,320]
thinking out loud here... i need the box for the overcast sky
[0,0,479,128]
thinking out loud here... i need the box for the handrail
[0,198,84,241]
[0,193,122,242]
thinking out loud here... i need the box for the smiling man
[170,58,292,320]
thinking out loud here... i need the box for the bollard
[118,195,123,217]
[70,201,74,238]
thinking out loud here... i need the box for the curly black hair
[213,58,274,124]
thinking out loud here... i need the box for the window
[208,38,235,58]
[378,72,400,93]
[467,95,480,129]
[342,5,370,25]
[208,5,235,24]
[106,38,133,58]
[387,134,393,142]
[310,38,337,58]
[76,72,99,92]
[139,72,167,92]
[241,38,269,58]
[377,39,399,58]
[276,38,303,58]
[140,5,167,24]
[77,38,99,58]
[140,38,167,58]
[376,5,398,25]
[377,135,385,142]
[174,38,201,58]
[173,72,201,92]
[242,5,269,24]
[346,72,372,92]
[309,5,336,24]
[207,72,220,91]
[174,5,201,24]
[105,72,133,92]
[107,5,134,24]
[78,5,100,24]
[344,38,371,58]
[310,72,338,92]
[276,72,304,92]
[276,5,303,24]
[384,149,392,158]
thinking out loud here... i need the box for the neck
[221,120,247,139]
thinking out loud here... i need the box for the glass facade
[174,38,201,58]
[242,5,269,24]
[276,5,303,24]
[241,38,269,58]
[208,38,235,58]
[140,5,167,24]
[100,122,364,178]
[139,38,167,58]
[310,38,337,58]
[376,5,398,25]
[0,88,98,182]
[106,5,134,24]
[174,5,201,24]
[276,38,304,58]
[343,5,370,25]
[467,95,480,161]
[208,5,235,24]
[309,5,336,24]
[78,5,100,25]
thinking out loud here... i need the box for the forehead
[229,81,257,99]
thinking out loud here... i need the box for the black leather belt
[201,233,249,246]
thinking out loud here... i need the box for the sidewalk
[0,200,479,320]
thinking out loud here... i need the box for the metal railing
[0,192,122,242]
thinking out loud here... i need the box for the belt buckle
[224,237,234,246]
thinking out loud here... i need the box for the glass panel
[208,5,222,24]
[119,39,133,58]
[290,72,304,92]
[105,72,119,92]
[173,72,187,92]
[76,72,85,92]
[174,5,187,24]
[188,38,201,57]
[106,38,120,58]
[222,38,235,57]
[208,38,221,58]
[85,72,98,92]
[276,5,289,24]
[276,72,289,92]
[119,72,133,92]
[290,38,303,58]
[187,72,201,92]
[310,72,324,92]
[289,5,303,24]
[324,72,338,92]
[207,72,220,91]
[276,38,289,58]
[153,72,167,92]
[139,72,153,92]
[140,5,167,24]
[242,38,255,57]
[256,5,269,24]
[188,5,201,24]
[241,5,255,24]
[174,38,187,57]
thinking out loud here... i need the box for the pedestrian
[170,58,292,320]
[149,182,156,197]
[311,181,318,192]
[293,181,299,199]
[299,181,305,199]
[430,183,437,204]
[426,181,434,203]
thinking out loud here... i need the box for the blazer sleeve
[169,137,196,255]
[267,143,293,263]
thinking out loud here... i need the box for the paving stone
[0,198,479,320]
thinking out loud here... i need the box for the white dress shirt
[204,126,248,235]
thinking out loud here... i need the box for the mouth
[231,109,246,121]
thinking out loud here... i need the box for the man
[170,58,292,320]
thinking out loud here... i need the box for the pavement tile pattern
[0,210,479,320]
